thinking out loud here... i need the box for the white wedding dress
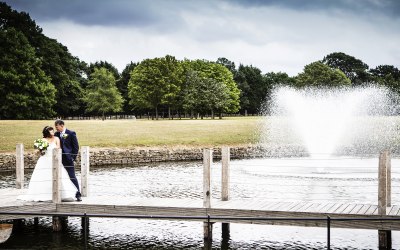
[18,142,78,202]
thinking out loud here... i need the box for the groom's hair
[55,119,65,126]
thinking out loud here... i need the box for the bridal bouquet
[34,138,49,156]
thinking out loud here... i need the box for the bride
[18,126,77,202]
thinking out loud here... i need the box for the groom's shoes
[76,192,82,202]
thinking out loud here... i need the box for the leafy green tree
[1,2,86,117]
[370,65,400,94]
[185,59,240,114]
[128,56,183,119]
[235,65,268,114]
[216,57,237,75]
[159,55,184,119]
[0,28,56,119]
[128,58,166,119]
[38,37,85,116]
[84,67,124,120]
[322,52,371,85]
[295,61,351,87]
[183,70,229,119]
[118,62,138,113]
[87,61,120,81]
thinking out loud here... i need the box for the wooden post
[378,150,392,250]
[221,147,230,241]
[378,151,391,215]
[203,149,212,242]
[16,144,24,189]
[52,148,62,203]
[387,155,391,207]
[221,147,230,201]
[81,146,90,197]
[378,230,392,250]
[203,148,212,208]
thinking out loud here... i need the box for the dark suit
[55,129,80,195]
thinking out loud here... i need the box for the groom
[55,119,82,201]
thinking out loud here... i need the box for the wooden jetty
[0,145,397,249]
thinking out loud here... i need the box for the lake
[1,156,400,249]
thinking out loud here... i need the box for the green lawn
[0,117,263,153]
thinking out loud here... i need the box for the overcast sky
[5,0,400,76]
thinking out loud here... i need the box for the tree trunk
[211,110,214,119]
[102,112,105,121]
[168,107,171,119]
[155,106,159,120]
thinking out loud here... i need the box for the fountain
[261,86,400,157]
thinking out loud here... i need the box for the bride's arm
[55,137,61,148]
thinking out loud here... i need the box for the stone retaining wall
[0,145,307,171]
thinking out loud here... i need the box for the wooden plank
[388,205,399,216]
[343,204,357,214]
[287,202,307,211]
[333,204,350,214]
[294,203,314,212]
[348,204,364,214]
[304,203,325,213]
[364,205,378,215]
[357,204,372,215]
[317,203,335,213]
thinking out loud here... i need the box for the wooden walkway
[1,188,400,230]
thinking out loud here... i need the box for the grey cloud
[4,0,192,30]
[228,0,400,19]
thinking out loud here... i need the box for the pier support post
[16,143,24,189]
[378,150,392,250]
[203,149,213,245]
[81,146,90,197]
[221,147,230,242]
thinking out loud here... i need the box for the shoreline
[0,144,308,171]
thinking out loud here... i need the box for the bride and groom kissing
[19,119,82,202]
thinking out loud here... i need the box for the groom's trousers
[64,163,80,192]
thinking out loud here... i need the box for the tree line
[1,2,400,120]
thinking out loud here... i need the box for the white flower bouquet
[33,138,49,156]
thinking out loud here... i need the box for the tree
[185,59,240,114]
[183,70,229,119]
[216,57,236,75]
[159,55,184,119]
[370,65,400,94]
[322,52,370,85]
[84,67,124,120]
[235,64,269,114]
[0,28,56,119]
[1,2,86,117]
[118,62,138,113]
[38,36,85,116]
[295,61,351,87]
[128,58,166,119]
[87,61,120,81]
[128,56,183,119]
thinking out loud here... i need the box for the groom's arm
[71,131,79,161]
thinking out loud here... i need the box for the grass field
[0,117,263,153]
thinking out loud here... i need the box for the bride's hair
[42,126,54,138]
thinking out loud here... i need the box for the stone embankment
[0,145,307,170]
